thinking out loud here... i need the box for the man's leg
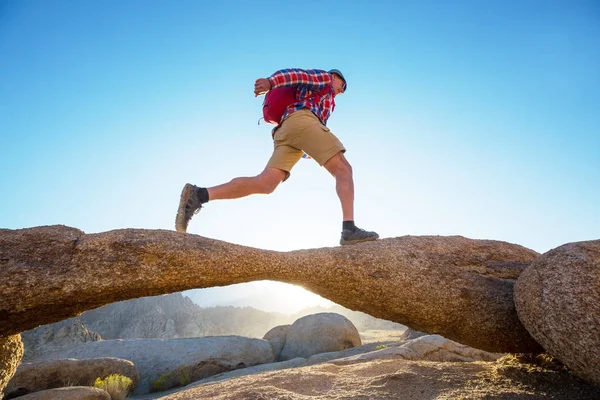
[176,135,303,233]
[323,151,378,245]
[175,168,287,232]
[285,112,378,245]
[323,151,354,221]
[208,168,287,200]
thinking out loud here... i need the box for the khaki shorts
[265,109,346,180]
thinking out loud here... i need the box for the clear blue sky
[1,1,598,258]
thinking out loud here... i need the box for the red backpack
[262,85,332,126]
[262,86,297,126]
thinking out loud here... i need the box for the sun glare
[250,281,335,314]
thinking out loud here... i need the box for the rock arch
[1,225,542,354]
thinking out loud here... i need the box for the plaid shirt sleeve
[268,68,332,91]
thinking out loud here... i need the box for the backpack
[262,86,297,126]
[262,85,332,126]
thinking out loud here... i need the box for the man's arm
[254,68,332,96]
[269,68,332,90]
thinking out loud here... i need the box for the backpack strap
[303,85,335,112]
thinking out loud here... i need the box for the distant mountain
[79,292,210,339]
[21,319,102,361]
[22,292,404,360]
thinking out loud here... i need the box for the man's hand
[254,78,271,97]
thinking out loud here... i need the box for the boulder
[279,313,361,361]
[402,335,504,362]
[333,335,503,364]
[4,357,138,397]
[15,387,110,400]
[28,336,274,394]
[399,328,428,341]
[0,225,542,352]
[0,335,23,396]
[515,240,600,385]
[262,325,290,360]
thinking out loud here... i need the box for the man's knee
[259,179,279,194]
[325,152,353,178]
[256,168,286,194]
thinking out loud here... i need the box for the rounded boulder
[5,357,138,397]
[263,325,290,361]
[515,240,600,385]
[279,313,361,361]
[16,387,111,400]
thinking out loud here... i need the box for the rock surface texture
[515,240,600,386]
[15,386,110,400]
[332,334,503,364]
[5,357,139,397]
[0,335,23,397]
[138,355,600,400]
[0,225,541,354]
[27,336,274,394]
[279,313,361,361]
[262,325,290,361]
[21,319,101,361]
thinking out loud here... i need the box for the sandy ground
[151,356,600,400]
[130,331,600,400]
[359,329,408,344]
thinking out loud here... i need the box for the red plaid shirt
[267,68,336,126]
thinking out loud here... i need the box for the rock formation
[0,335,23,397]
[279,313,361,361]
[151,354,600,399]
[515,240,600,385]
[332,334,503,364]
[263,325,290,361]
[12,387,110,400]
[76,292,207,339]
[0,225,541,354]
[27,336,274,394]
[5,357,139,398]
[399,328,428,341]
[21,320,101,361]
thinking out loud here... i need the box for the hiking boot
[175,183,203,233]
[340,227,379,245]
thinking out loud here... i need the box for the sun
[252,280,334,314]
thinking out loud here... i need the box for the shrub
[93,374,133,400]
[150,373,171,392]
[151,366,194,392]
[178,366,192,386]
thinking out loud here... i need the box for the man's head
[328,69,347,95]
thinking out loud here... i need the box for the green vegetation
[93,374,133,400]
[178,366,193,386]
[150,373,172,392]
[151,366,192,392]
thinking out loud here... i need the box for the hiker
[175,68,379,245]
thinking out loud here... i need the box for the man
[175,68,379,245]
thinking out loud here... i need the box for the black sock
[343,220,356,232]
[198,187,210,204]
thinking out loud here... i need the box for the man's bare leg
[176,168,286,232]
[324,152,354,221]
[324,151,378,245]
[208,168,287,200]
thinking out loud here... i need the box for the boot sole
[339,235,379,246]
[175,184,194,233]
